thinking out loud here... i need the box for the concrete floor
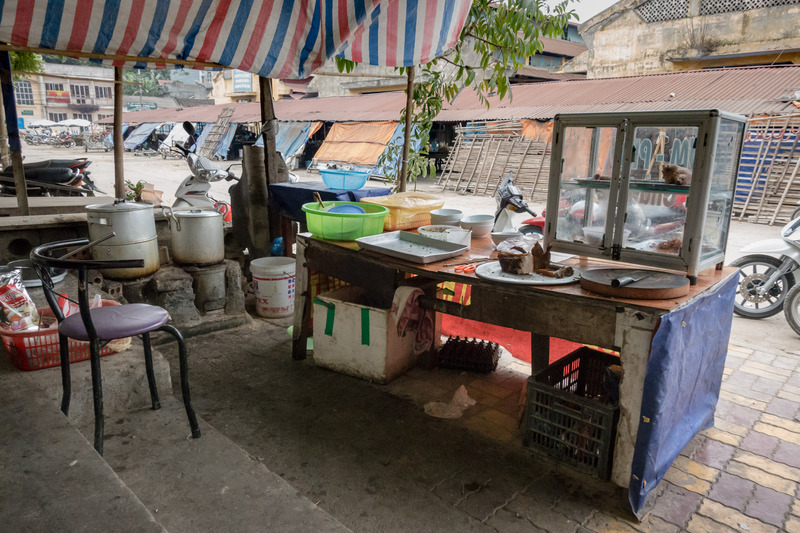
[4,143,800,531]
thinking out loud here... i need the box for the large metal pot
[165,207,224,266]
[86,200,160,279]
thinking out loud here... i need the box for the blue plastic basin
[319,168,370,190]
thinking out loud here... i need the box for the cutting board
[580,268,690,300]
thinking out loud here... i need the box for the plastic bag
[0,269,39,331]
[57,293,102,318]
[424,385,476,419]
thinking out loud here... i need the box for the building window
[95,86,112,99]
[70,84,90,103]
[14,81,34,106]
[97,114,113,120]
[73,113,92,121]
[45,82,64,92]
[48,112,67,122]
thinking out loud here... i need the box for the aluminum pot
[86,200,160,279]
[165,207,224,266]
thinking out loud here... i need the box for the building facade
[14,62,115,127]
[566,0,800,78]
[210,70,289,104]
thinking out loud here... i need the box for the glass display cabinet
[544,109,746,283]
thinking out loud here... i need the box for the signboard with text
[232,70,252,93]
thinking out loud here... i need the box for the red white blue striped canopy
[0,0,472,78]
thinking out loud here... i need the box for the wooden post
[0,88,10,170]
[0,51,29,216]
[399,67,415,193]
[113,67,125,199]
[259,76,285,243]
[243,145,270,258]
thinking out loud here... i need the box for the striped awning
[0,0,472,79]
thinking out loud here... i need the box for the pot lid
[173,209,222,218]
[86,200,154,213]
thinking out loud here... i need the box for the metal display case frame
[544,109,746,283]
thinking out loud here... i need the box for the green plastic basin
[301,201,389,241]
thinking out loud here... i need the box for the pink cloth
[391,287,434,355]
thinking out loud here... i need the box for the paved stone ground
[152,289,800,532]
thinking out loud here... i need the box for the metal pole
[399,67,415,193]
[0,51,29,216]
[114,67,124,198]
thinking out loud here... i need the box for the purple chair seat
[59,304,170,341]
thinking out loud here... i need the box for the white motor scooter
[731,217,800,318]
[169,122,238,214]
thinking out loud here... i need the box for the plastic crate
[319,168,370,190]
[360,192,444,231]
[1,300,132,371]
[523,347,620,480]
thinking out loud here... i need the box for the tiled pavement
[379,308,800,532]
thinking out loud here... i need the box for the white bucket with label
[251,257,296,318]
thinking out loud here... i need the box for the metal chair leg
[141,332,161,410]
[159,325,201,438]
[58,333,71,415]
[88,337,104,455]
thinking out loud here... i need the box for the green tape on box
[361,307,370,345]
[313,297,336,336]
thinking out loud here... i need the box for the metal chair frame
[31,238,200,455]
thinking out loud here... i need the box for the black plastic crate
[523,347,620,480]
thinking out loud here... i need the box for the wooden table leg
[292,237,311,360]
[530,333,550,375]
[281,213,295,257]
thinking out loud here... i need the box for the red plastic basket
[1,300,132,371]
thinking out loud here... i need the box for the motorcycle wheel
[731,254,793,318]
[785,284,800,336]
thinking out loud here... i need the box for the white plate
[474,261,581,285]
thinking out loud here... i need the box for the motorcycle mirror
[183,121,196,136]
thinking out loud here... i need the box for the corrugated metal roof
[101,65,800,125]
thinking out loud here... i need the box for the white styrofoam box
[312,286,418,384]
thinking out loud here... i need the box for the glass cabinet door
[617,125,698,256]
[553,126,618,247]
[700,119,744,261]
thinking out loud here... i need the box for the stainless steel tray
[356,231,469,264]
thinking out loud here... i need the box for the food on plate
[497,236,550,274]
[535,265,574,278]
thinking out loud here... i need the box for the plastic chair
[31,238,201,456]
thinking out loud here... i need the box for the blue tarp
[628,274,738,517]
[214,125,236,160]
[122,122,159,150]
[373,122,423,177]
[192,124,212,152]
[256,121,314,165]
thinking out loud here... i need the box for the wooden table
[291,232,737,493]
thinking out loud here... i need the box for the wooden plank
[0,212,87,228]
[738,119,773,220]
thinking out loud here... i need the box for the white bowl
[430,208,463,226]
[460,214,494,238]
[490,231,523,246]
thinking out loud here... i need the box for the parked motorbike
[170,122,236,219]
[492,172,540,234]
[50,132,76,148]
[731,217,800,318]
[0,158,103,197]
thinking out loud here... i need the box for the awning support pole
[0,51,29,216]
[114,67,124,199]
[399,67,415,193]
[259,76,281,244]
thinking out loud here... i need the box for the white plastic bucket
[251,257,295,318]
